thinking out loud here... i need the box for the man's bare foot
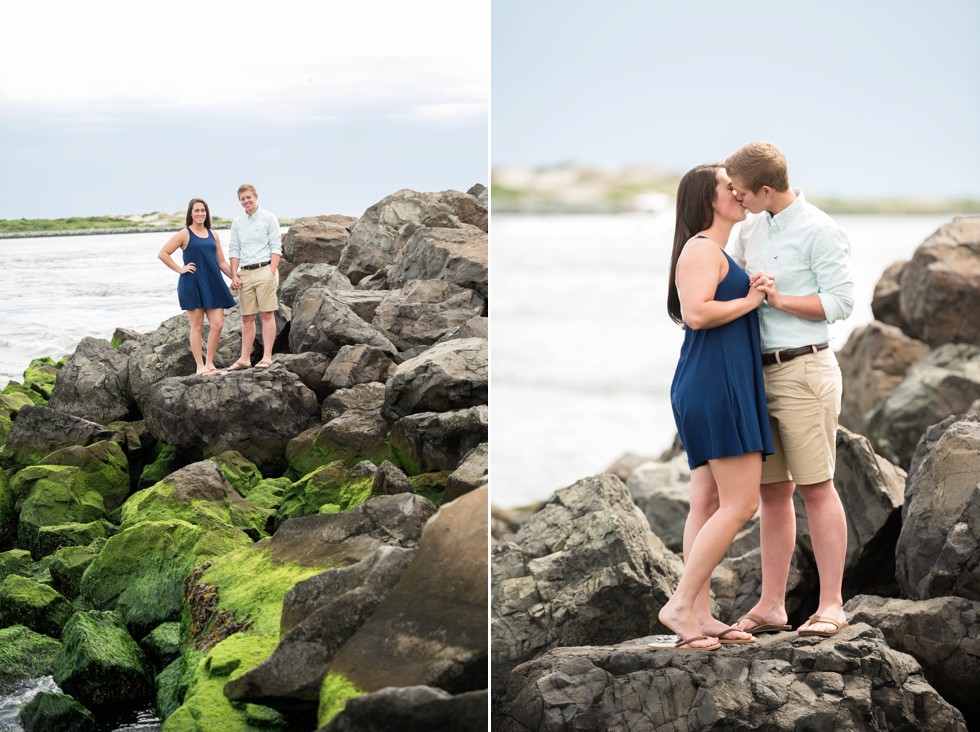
[659,602,719,649]
[733,607,790,633]
[700,618,752,642]
[797,606,846,635]
[227,360,251,371]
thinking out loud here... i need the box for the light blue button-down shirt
[728,191,854,351]
[229,208,282,267]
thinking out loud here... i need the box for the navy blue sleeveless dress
[670,243,773,469]
[177,228,236,311]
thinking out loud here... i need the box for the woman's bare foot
[659,601,719,649]
[700,617,752,642]
[797,605,846,634]
[733,604,789,633]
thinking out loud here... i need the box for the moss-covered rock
[138,442,179,489]
[318,671,365,727]
[0,548,32,583]
[285,422,392,480]
[210,451,264,497]
[19,690,96,732]
[410,471,451,507]
[53,609,154,708]
[162,632,283,731]
[155,657,185,721]
[15,467,109,558]
[80,519,252,635]
[142,621,182,666]
[38,440,130,510]
[276,462,375,527]
[23,356,64,402]
[0,468,14,544]
[0,624,62,686]
[120,461,273,540]
[244,477,291,513]
[36,519,115,559]
[0,390,34,448]
[2,380,46,407]
[47,544,99,600]
[0,574,73,637]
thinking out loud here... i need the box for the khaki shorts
[238,265,279,316]
[761,348,842,486]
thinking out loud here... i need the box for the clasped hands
[749,271,778,304]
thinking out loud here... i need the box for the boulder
[896,407,980,601]
[274,351,332,401]
[47,336,134,424]
[208,450,264,498]
[224,544,416,704]
[322,345,396,394]
[371,460,414,496]
[320,686,487,732]
[871,259,907,328]
[466,183,488,210]
[625,455,691,552]
[53,609,154,708]
[321,382,386,423]
[436,315,488,344]
[390,406,488,474]
[289,287,398,359]
[0,624,62,687]
[20,357,62,402]
[491,475,684,717]
[846,593,980,727]
[282,215,356,266]
[47,544,99,600]
[142,365,319,473]
[497,625,965,731]
[388,228,489,302]
[898,216,980,347]
[0,468,14,544]
[318,487,488,728]
[141,621,182,667]
[0,574,73,638]
[836,321,930,437]
[79,518,252,635]
[36,521,114,560]
[0,548,33,582]
[279,263,354,307]
[436,188,488,232]
[372,280,486,352]
[444,442,488,502]
[330,290,386,323]
[276,462,375,525]
[18,691,97,732]
[866,344,980,468]
[0,405,123,473]
[0,389,33,449]
[383,338,488,421]
[338,189,471,284]
[119,460,273,539]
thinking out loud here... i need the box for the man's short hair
[237,183,257,197]
[725,142,790,193]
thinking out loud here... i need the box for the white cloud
[0,0,488,122]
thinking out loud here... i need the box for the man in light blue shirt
[227,183,282,370]
[726,142,853,639]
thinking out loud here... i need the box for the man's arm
[229,218,242,288]
[267,213,282,272]
[762,226,854,322]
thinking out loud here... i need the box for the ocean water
[490,212,960,508]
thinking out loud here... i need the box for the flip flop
[648,635,721,651]
[203,368,222,377]
[254,359,273,369]
[716,627,755,644]
[227,361,251,371]
[798,615,848,637]
[735,613,791,634]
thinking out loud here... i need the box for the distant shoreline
[0,218,297,239]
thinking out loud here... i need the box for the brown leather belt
[241,261,271,271]
[762,343,829,366]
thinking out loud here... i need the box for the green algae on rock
[53,609,154,708]
[0,469,15,544]
[0,547,33,582]
[80,518,253,635]
[36,520,115,559]
[0,624,62,687]
[18,690,97,732]
[0,574,74,637]
[0,390,34,447]
[318,671,365,727]
[138,443,179,489]
[276,462,374,527]
[47,543,100,600]
[209,450,264,497]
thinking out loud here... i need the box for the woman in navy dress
[158,198,237,376]
[653,165,773,650]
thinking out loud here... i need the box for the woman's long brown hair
[667,164,721,324]
[185,198,213,229]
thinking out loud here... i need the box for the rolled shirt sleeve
[811,225,855,324]
[267,212,282,256]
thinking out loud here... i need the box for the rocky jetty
[0,185,488,731]
[493,215,980,729]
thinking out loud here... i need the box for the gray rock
[372,280,485,352]
[497,625,966,731]
[321,383,386,423]
[896,406,980,601]
[388,227,488,302]
[444,442,487,502]
[466,183,488,210]
[322,345,395,394]
[867,343,980,468]
[289,287,397,359]
[390,406,487,474]
[278,263,353,307]
[142,365,319,472]
[491,474,684,717]
[372,460,414,496]
[871,259,907,328]
[898,216,980,347]
[320,686,487,732]
[18,691,96,732]
[836,321,929,438]
[324,488,487,702]
[224,545,416,703]
[330,290,386,322]
[282,216,356,265]
[354,269,389,291]
[273,351,332,401]
[625,455,691,552]
[0,406,123,473]
[338,189,470,284]
[383,338,488,421]
[47,337,134,424]
[436,315,489,344]
[845,593,980,727]
[435,188,488,232]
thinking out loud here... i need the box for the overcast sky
[492,0,980,200]
[0,0,489,219]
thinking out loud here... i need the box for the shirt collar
[766,189,805,231]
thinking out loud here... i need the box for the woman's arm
[158,230,193,274]
[676,239,766,330]
[213,232,233,279]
